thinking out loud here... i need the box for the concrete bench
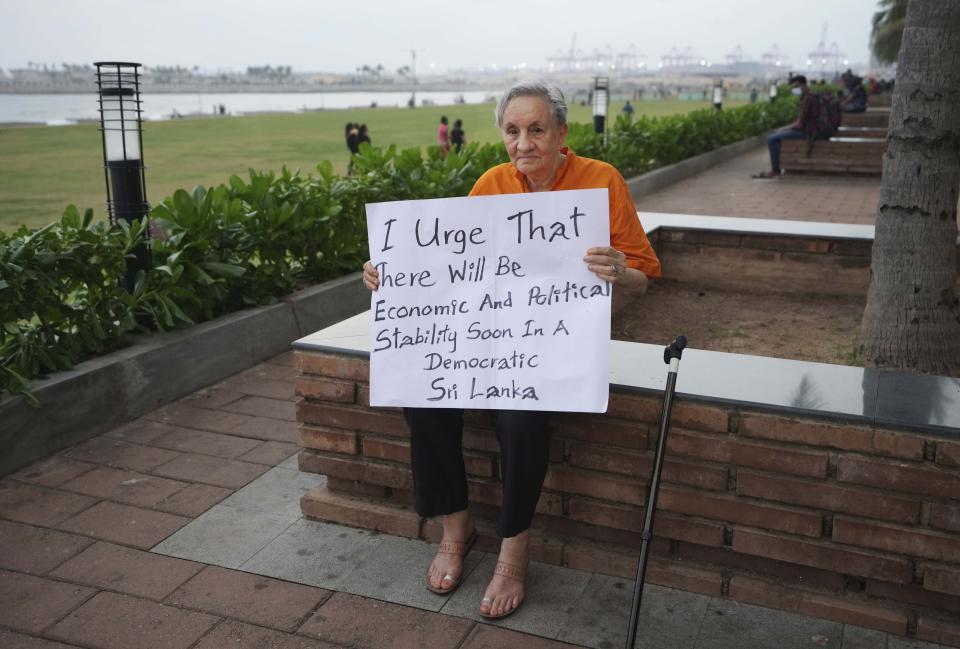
[781,137,885,176]
[843,110,890,129]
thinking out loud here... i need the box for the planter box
[292,217,960,646]
[294,339,960,644]
[0,272,370,476]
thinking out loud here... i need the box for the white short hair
[495,80,568,128]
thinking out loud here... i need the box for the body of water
[0,90,498,125]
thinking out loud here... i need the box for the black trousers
[403,407,551,538]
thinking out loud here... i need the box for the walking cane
[624,335,687,649]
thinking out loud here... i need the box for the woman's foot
[479,530,529,619]
[426,510,476,594]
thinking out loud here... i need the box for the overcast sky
[1,0,881,74]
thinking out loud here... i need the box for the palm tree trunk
[861,0,960,376]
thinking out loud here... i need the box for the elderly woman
[362,80,660,619]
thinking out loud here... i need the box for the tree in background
[871,0,909,64]
[861,0,960,375]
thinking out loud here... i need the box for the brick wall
[648,229,960,297]
[649,230,874,297]
[295,350,960,647]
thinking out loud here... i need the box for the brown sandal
[479,560,527,620]
[426,529,478,595]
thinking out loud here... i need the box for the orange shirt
[468,148,662,278]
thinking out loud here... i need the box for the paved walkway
[1,350,951,649]
[636,146,881,225]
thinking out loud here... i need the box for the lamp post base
[106,159,151,292]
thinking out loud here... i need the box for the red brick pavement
[0,351,583,649]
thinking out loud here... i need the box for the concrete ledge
[0,272,369,476]
[626,133,770,201]
[283,272,370,335]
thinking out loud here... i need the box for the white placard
[366,188,611,412]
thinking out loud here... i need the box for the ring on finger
[610,263,619,277]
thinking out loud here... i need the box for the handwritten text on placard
[366,188,611,412]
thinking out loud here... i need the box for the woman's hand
[362,260,380,292]
[583,246,629,284]
[583,247,649,308]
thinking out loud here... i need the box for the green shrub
[0,207,141,404]
[0,142,508,402]
[566,97,799,178]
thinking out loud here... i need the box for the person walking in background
[450,119,465,154]
[345,122,360,175]
[621,100,635,117]
[437,115,451,158]
[345,123,360,155]
[750,87,758,103]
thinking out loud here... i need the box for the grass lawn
[0,98,746,231]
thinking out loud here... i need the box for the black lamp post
[95,61,150,292]
[592,76,610,136]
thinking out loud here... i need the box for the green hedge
[1,98,797,402]
[0,209,143,404]
[0,143,508,402]
[565,97,799,177]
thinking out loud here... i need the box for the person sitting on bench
[842,79,868,113]
[753,75,819,179]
